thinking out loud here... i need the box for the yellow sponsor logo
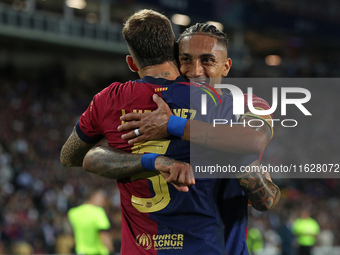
[135,233,184,250]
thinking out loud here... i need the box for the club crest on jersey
[146,202,152,208]
[155,87,168,92]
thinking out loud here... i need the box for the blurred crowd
[0,71,122,254]
[0,49,340,254]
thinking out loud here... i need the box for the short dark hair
[178,23,228,49]
[122,9,176,68]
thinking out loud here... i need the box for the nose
[187,60,204,78]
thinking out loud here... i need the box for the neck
[138,61,180,80]
[86,199,99,207]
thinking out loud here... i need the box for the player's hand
[155,156,195,192]
[118,94,172,145]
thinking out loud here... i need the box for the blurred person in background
[277,215,295,255]
[292,209,320,255]
[10,241,33,255]
[247,227,263,255]
[317,223,334,254]
[68,189,113,255]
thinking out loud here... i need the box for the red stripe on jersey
[119,179,158,255]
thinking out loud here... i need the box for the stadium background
[0,0,339,254]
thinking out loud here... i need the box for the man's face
[179,35,232,80]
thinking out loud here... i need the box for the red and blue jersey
[77,76,274,255]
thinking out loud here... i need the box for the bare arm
[60,127,94,167]
[119,94,268,155]
[60,126,194,191]
[83,139,195,192]
[235,160,281,211]
[82,139,145,179]
[183,119,267,154]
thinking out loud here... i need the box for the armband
[141,153,160,171]
[167,115,188,138]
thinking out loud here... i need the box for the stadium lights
[172,14,191,26]
[265,55,282,66]
[66,0,87,9]
[206,21,224,31]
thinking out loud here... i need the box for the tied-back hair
[123,9,176,68]
[178,23,229,49]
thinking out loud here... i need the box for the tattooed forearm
[83,146,145,179]
[155,156,187,167]
[236,160,281,211]
[60,128,93,167]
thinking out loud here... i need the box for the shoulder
[92,80,140,104]
[67,206,80,219]
[98,81,131,95]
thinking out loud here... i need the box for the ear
[126,55,139,72]
[222,58,232,77]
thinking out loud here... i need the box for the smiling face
[179,34,232,81]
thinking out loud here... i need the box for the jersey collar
[141,75,188,85]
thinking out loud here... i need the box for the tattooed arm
[235,160,281,211]
[60,127,94,167]
[60,127,194,191]
[83,140,195,192]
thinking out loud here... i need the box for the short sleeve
[77,93,104,144]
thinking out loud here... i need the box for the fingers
[118,121,141,132]
[165,162,195,191]
[120,112,142,122]
[187,165,196,185]
[121,130,138,140]
[177,164,195,186]
[119,130,147,144]
[153,94,168,109]
[126,136,145,145]
[171,184,189,192]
